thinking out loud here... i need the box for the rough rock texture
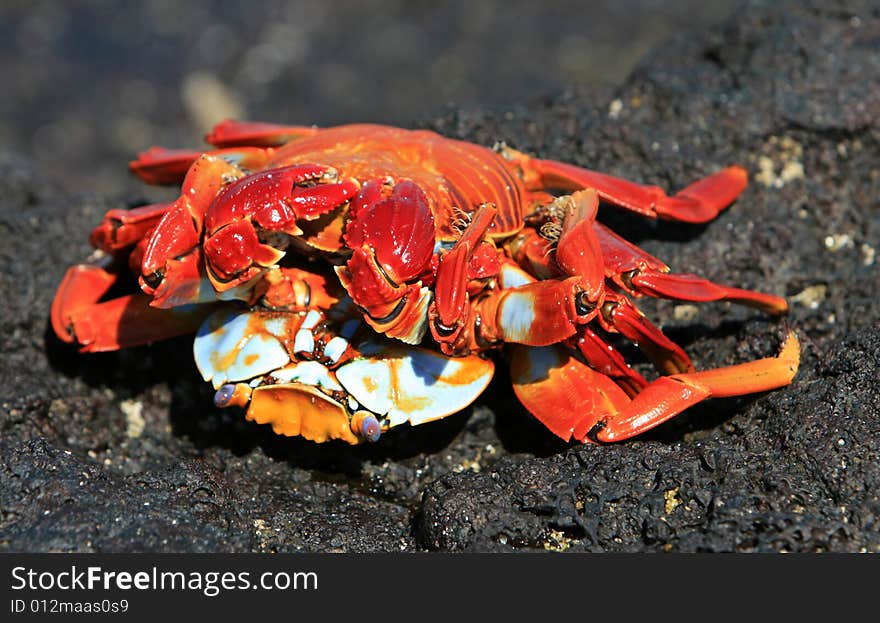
[1,0,878,552]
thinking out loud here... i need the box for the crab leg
[592,329,800,442]
[598,291,694,374]
[511,330,799,443]
[571,327,648,398]
[486,262,697,378]
[129,146,277,186]
[486,263,648,400]
[476,264,693,376]
[594,223,788,314]
[205,119,320,148]
[89,202,173,253]
[626,271,788,314]
[507,147,747,224]
[510,343,630,441]
[432,190,606,354]
[130,120,320,185]
[129,148,205,185]
[51,263,216,352]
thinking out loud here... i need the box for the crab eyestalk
[351,412,382,443]
[214,383,252,408]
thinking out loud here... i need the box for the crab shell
[51,120,800,446]
[264,124,527,249]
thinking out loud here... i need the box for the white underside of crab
[193,307,495,440]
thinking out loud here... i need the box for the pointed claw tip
[730,164,749,181]
[780,329,801,372]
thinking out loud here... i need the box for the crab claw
[344,179,436,283]
[193,308,495,444]
[340,179,437,344]
[138,154,246,306]
[202,164,359,292]
[202,219,286,286]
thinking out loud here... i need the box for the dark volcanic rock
[1,437,252,552]
[2,0,878,552]
[417,328,880,552]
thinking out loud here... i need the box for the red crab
[51,120,799,444]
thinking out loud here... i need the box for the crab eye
[214,384,237,408]
[359,414,382,442]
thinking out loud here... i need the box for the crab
[51,120,800,445]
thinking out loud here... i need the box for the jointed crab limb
[432,190,606,353]
[510,343,632,441]
[130,146,277,186]
[51,263,216,352]
[129,147,205,185]
[592,330,800,442]
[205,119,320,148]
[89,202,173,253]
[598,291,694,375]
[472,278,581,348]
[624,271,789,315]
[552,189,605,307]
[593,222,788,314]
[504,146,748,224]
[540,160,748,223]
[571,327,649,398]
[467,238,695,373]
[511,330,799,443]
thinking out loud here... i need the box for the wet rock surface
[1,0,878,552]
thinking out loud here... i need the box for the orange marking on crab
[246,384,359,444]
[362,376,379,394]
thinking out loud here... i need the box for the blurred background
[0,0,737,196]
